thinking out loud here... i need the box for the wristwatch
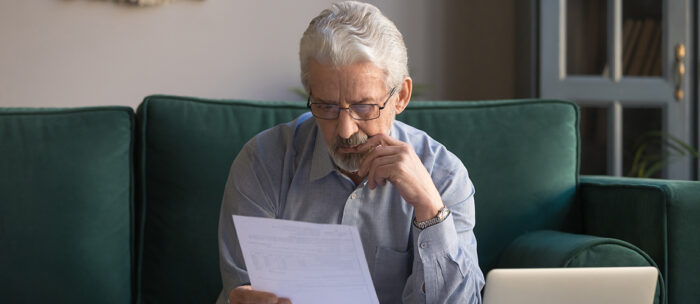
[413,206,451,230]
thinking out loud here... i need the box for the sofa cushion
[399,100,580,271]
[497,230,663,304]
[136,96,308,303]
[498,230,659,268]
[0,107,134,303]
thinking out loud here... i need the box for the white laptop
[483,267,658,304]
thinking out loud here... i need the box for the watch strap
[413,206,450,230]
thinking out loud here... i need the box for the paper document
[233,215,379,304]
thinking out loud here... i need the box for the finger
[358,145,402,176]
[278,298,292,304]
[357,134,387,150]
[366,154,399,187]
[236,289,279,304]
[359,143,382,165]
[231,285,252,294]
[369,163,395,189]
[367,155,400,189]
[229,286,250,304]
[357,133,402,152]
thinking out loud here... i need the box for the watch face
[438,207,449,220]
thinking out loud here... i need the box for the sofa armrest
[579,175,700,303]
[497,230,658,268]
[497,230,663,304]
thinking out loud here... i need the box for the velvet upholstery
[136,97,307,303]
[498,230,664,304]
[0,107,134,303]
[580,176,700,304]
[398,100,580,271]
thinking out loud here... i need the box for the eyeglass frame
[306,87,398,121]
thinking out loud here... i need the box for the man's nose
[336,109,359,139]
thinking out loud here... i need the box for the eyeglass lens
[310,104,379,120]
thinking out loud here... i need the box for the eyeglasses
[307,87,397,121]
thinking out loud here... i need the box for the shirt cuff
[412,214,459,260]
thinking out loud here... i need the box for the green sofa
[2,95,698,303]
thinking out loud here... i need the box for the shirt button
[420,242,428,249]
[350,193,357,199]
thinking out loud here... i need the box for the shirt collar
[309,125,336,182]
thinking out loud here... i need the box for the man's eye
[315,104,337,111]
[351,105,374,114]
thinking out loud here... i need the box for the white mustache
[335,133,368,148]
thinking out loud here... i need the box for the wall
[0,0,521,108]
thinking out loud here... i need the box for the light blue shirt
[217,112,484,304]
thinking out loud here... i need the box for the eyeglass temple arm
[306,90,312,108]
[378,87,397,109]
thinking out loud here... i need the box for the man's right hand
[228,285,291,304]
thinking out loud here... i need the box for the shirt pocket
[373,246,411,303]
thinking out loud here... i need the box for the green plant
[626,131,699,178]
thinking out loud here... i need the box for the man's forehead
[309,62,387,97]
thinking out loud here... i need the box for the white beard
[328,132,369,172]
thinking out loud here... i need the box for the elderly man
[217,1,485,303]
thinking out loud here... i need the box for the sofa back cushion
[137,96,579,302]
[136,96,307,303]
[0,107,134,303]
[399,100,580,270]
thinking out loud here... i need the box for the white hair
[299,1,409,93]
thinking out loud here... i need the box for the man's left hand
[356,133,443,221]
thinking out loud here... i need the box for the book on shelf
[622,19,642,74]
[627,18,656,76]
[605,18,662,77]
[641,21,661,76]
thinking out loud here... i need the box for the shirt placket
[340,178,368,226]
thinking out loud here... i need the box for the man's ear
[394,77,412,115]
